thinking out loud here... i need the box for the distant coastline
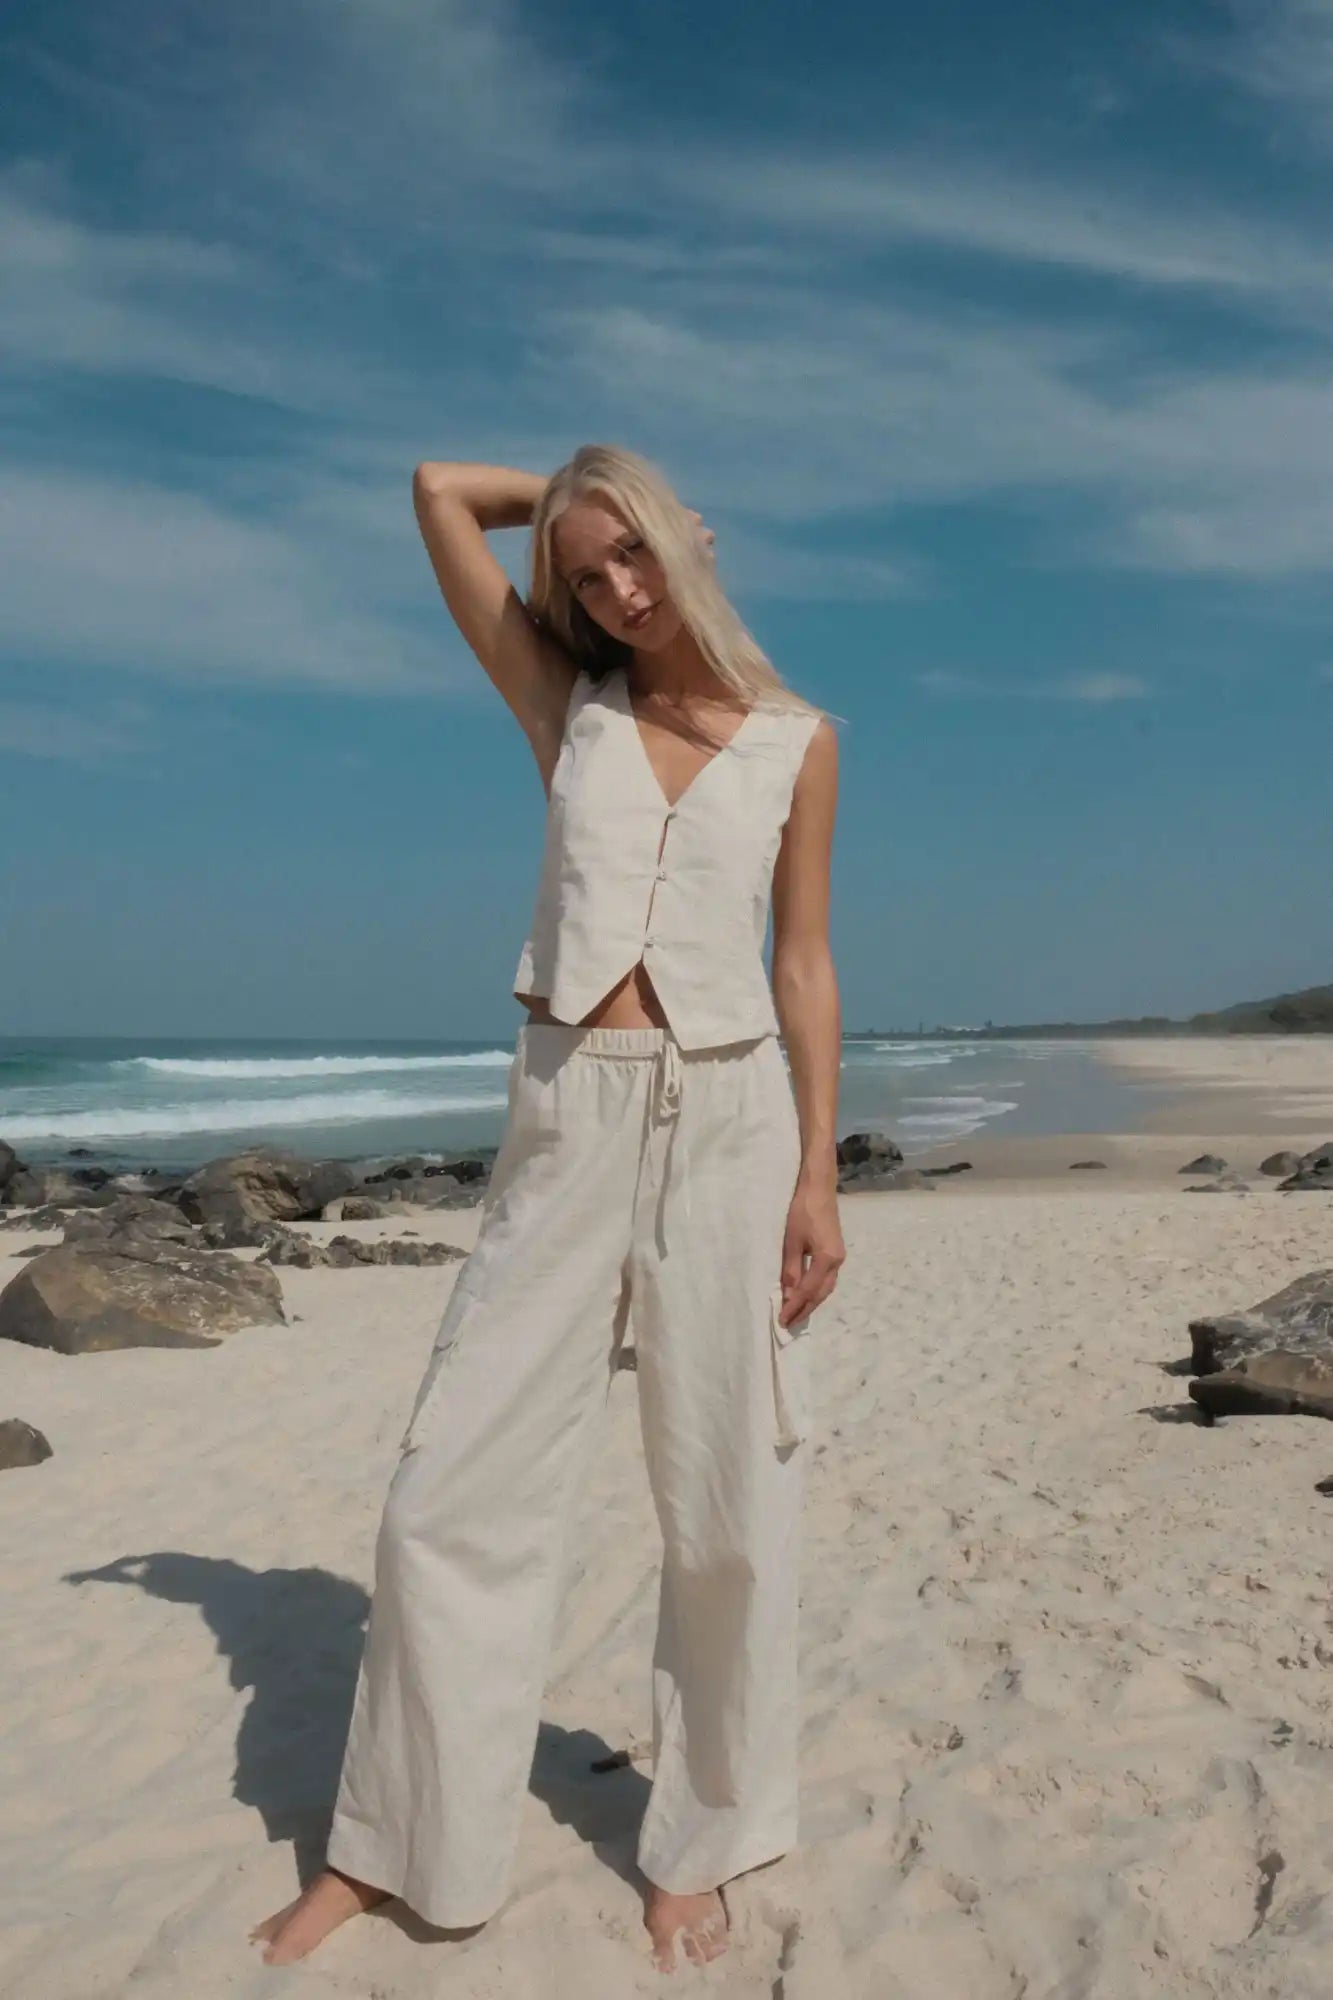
[849,980,1333,1041]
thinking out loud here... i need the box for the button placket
[641,805,676,955]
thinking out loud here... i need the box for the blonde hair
[527,443,826,723]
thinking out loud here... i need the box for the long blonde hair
[528,443,825,721]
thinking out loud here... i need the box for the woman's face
[552,498,684,652]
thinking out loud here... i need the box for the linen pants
[324,1020,814,1930]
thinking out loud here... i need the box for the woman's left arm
[770,717,846,1328]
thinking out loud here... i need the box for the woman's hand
[778,1165,845,1327]
[687,507,716,562]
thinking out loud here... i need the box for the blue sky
[2,0,1331,1039]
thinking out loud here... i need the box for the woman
[252,444,845,1974]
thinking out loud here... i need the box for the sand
[3,1036,1333,1998]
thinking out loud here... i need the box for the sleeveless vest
[513,669,823,1051]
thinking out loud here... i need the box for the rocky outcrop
[1260,1151,1303,1177]
[0,1419,52,1470]
[837,1130,923,1190]
[1179,1154,1229,1177]
[1185,1173,1251,1194]
[0,1237,286,1353]
[60,1195,198,1250]
[176,1148,360,1234]
[1186,1271,1333,1422]
[3,1163,118,1210]
[1191,1350,1333,1421]
[1189,1270,1333,1375]
[1279,1143,1333,1192]
[257,1230,467,1269]
[840,1166,935,1193]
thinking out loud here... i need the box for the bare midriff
[515,959,670,1030]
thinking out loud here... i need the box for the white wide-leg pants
[324,1021,815,1930]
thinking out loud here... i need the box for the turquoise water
[0,1031,1155,1174]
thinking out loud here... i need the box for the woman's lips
[625,602,659,632]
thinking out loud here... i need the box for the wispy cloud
[918,670,1149,703]
[5,0,1333,707]
[0,464,452,694]
[0,696,159,763]
[1198,1,1333,150]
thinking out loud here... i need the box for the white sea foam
[0,1087,510,1143]
[118,1052,512,1079]
[897,1098,1019,1140]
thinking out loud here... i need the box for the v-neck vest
[513,670,823,1051]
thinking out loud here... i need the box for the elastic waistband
[518,1021,674,1060]
[516,1021,774,1061]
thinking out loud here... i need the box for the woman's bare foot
[248,1867,392,1965]
[644,1883,729,1972]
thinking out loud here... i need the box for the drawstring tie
[653,1036,692,1223]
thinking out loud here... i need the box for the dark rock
[1279,1157,1333,1192]
[1179,1154,1229,1176]
[0,1140,21,1198]
[1185,1174,1251,1194]
[1190,1349,1333,1422]
[839,1165,935,1193]
[359,1154,490,1188]
[1189,1270,1333,1375]
[0,1237,286,1353]
[60,1195,197,1251]
[921,1161,974,1177]
[1300,1142,1333,1170]
[0,1419,53,1470]
[1069,1160,1108,1170]
[335,1197,393,1221]
[177,1148,359,1233]
[1260,1151,1304,1177]
[67,1146,95,1158]
[258,1232,466,1269]
[836,1130,905,1170]
[5,1164,116,1210]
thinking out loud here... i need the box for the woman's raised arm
[412,461,578,780]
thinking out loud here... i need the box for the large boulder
[840,1166,935,1193]
[0,1237,286,1353]
[0,1419,52,1470]
[4,1163,117,1210]
[177,1149,359,1233]
[60,1195,197,1251]
[0,1424,52,1472]
[1260,1151,1304,1177]
[1179,1154,1229,1177]
[836,1130,904,1171]
[1280,1148,1333,1192]
[1191,1349,1333,1422]
[0,1140,22,1199]
[1189,1270,1333,1375]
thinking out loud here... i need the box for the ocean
[0,1032,1157,1177]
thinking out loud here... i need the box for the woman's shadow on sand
[62,1551,650,1918]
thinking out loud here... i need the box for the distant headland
[849,981,1333,1041]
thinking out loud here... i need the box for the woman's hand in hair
[687,508,716,562]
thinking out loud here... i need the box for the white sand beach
[3,1038,1333,1998]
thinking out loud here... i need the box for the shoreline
[911,1035,1333,1192]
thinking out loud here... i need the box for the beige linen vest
[513,669,822,1051]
